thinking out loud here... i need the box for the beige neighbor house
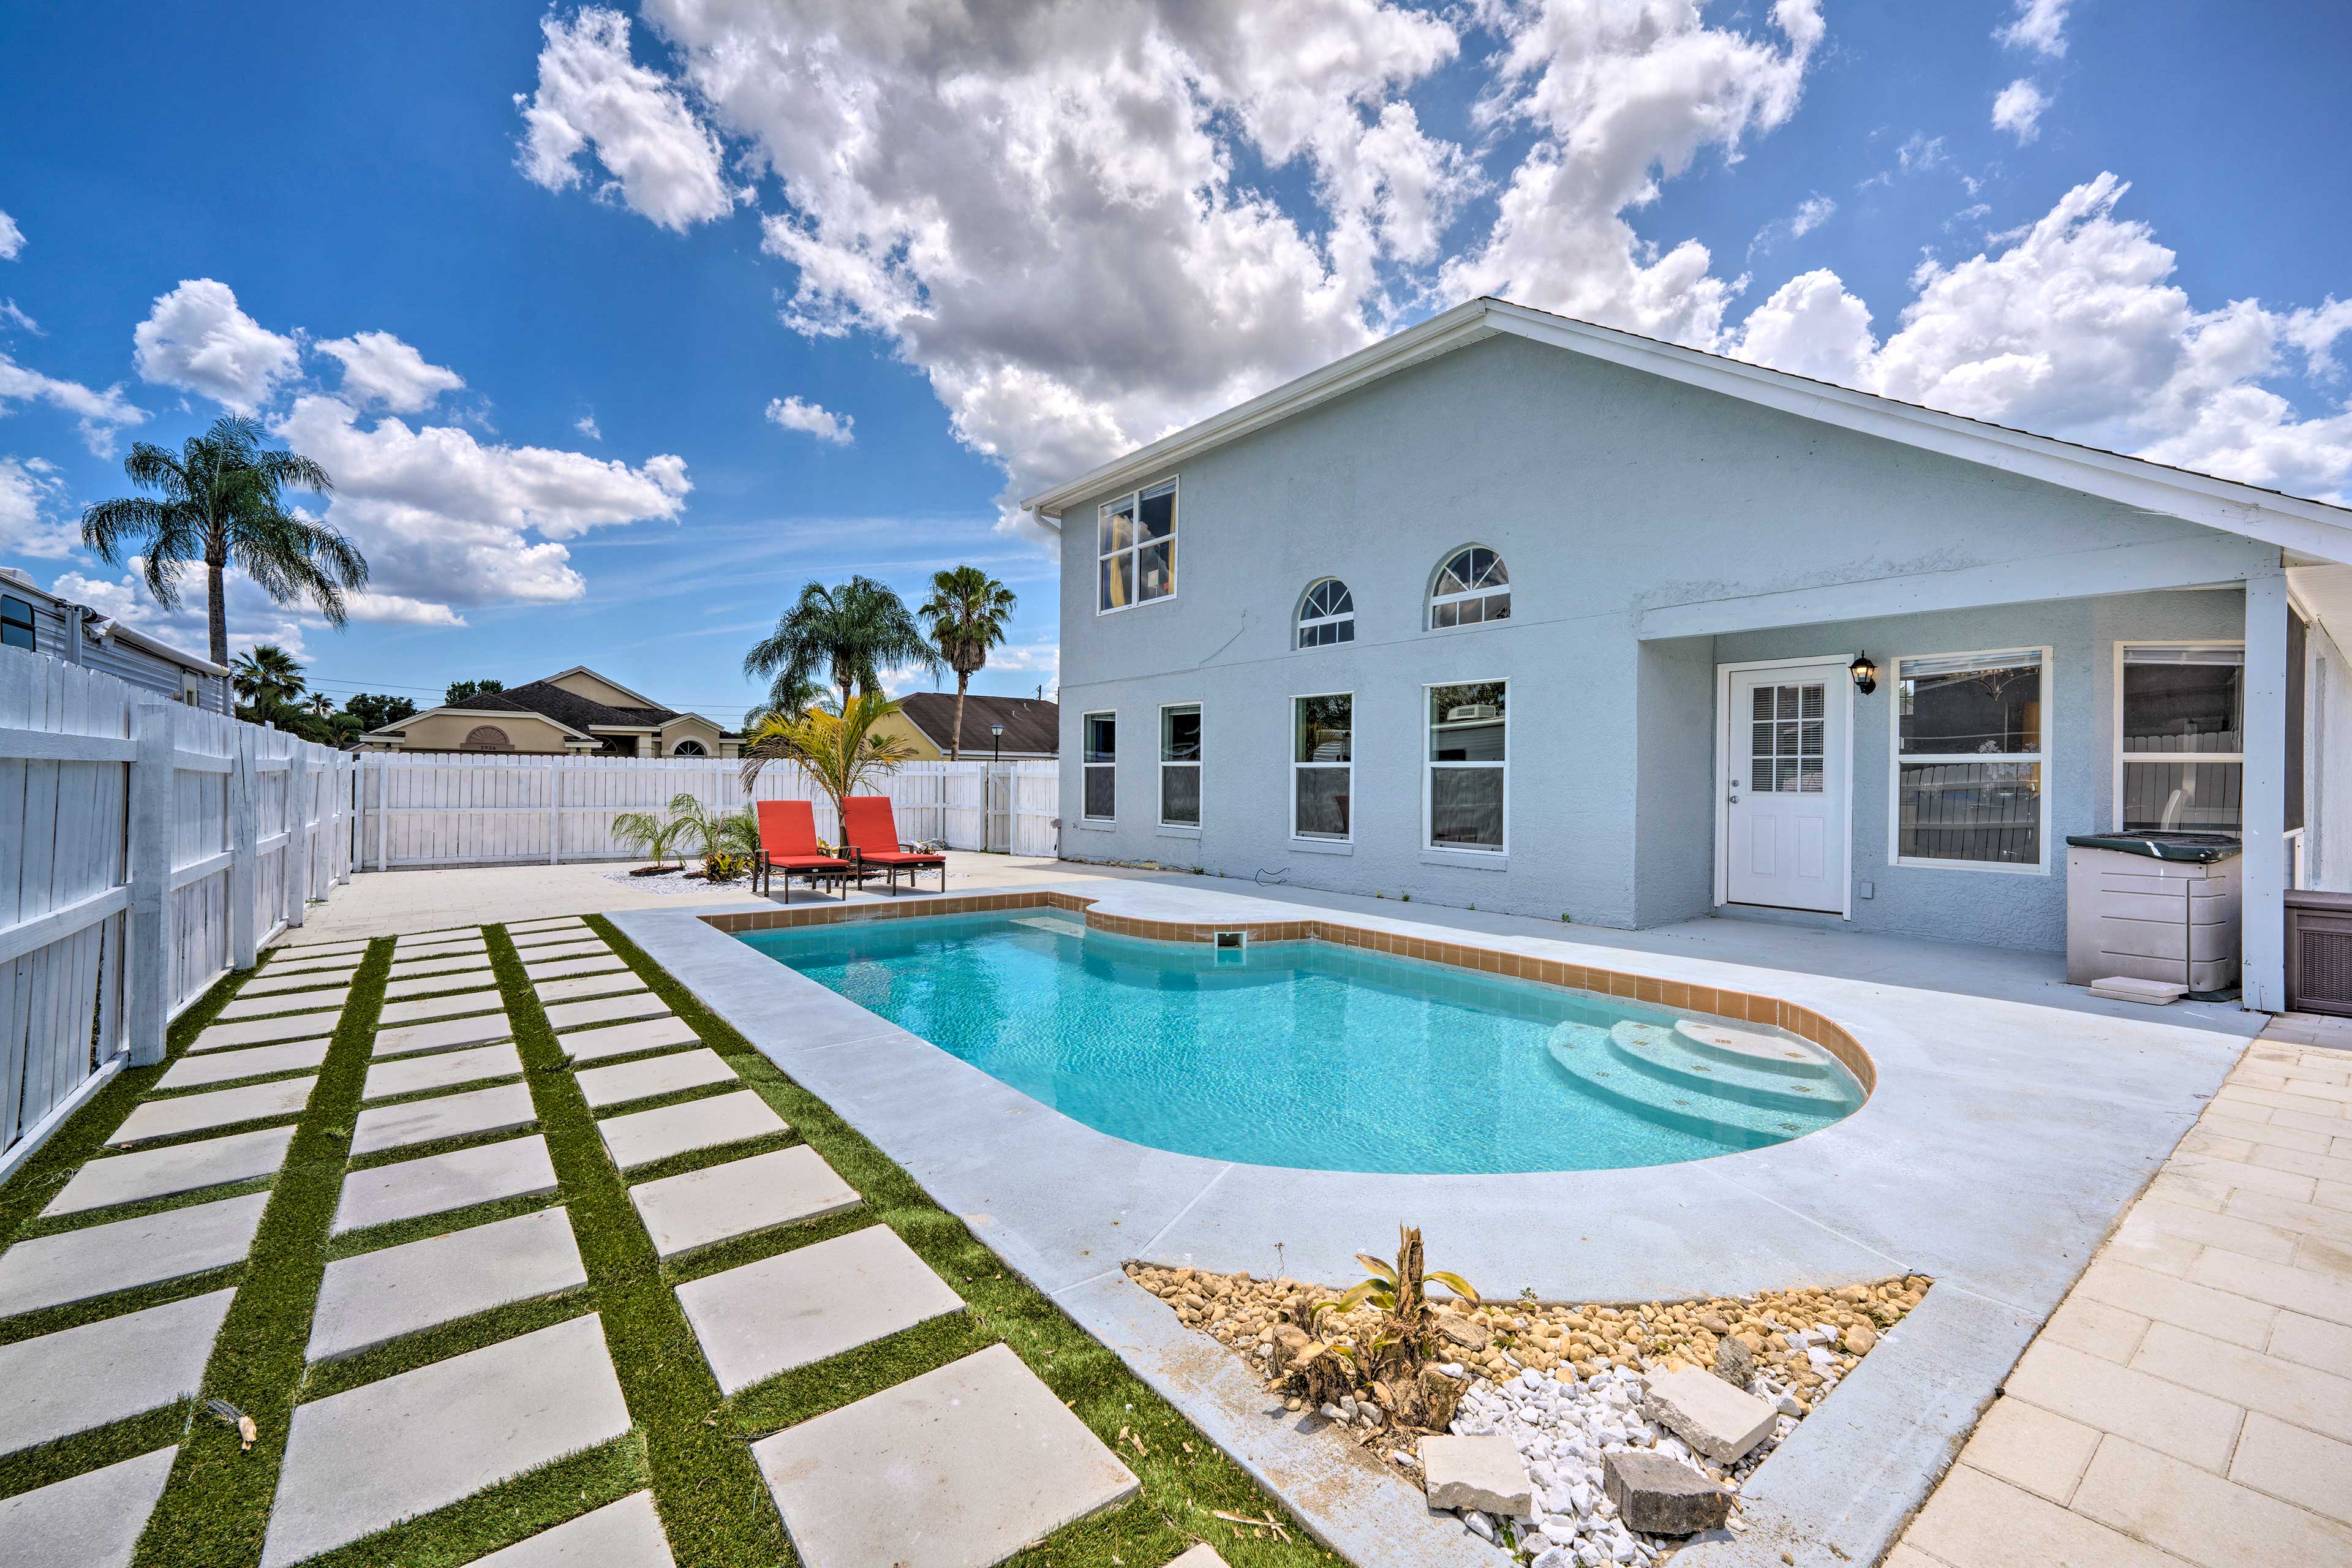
[358,666,740,758]
[870,691,1060,761]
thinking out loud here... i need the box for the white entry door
[1725,665,1848,913]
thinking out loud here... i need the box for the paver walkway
[1894,1011,2352,1568]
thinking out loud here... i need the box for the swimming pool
[741,911,1864,1175]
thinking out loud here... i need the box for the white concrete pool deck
[604,869,2260,1568]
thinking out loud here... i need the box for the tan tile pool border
[696,891,1875,1095]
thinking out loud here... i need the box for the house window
[1893,649,2047,869]
[1297,579,1355,648]
[0,594,33,651]
[1427,682,1506,851]
[2119,643,2243,834]
[1293,693,1352,840]
[1160,703,1201,827]
[1083,712,1116,821]
[671,739,707,757]
[1097,478,1177,613]
[1428,547,1509,630]
[461,725,514,752]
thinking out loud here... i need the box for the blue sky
[2,1,2346,726]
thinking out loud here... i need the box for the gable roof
[1021,297,2352,568]
[358,667,734,742]
[897,692,1058,755]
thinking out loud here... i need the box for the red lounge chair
[840,795,947,895]
[755,799,854,903]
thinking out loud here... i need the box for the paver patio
[0,1445,178,1568]
[307,1208,587,1360]
[350,1080,537,1154]
[561,1014,698,1063]
[43,1125,294,1214]
[628,1142,861,1257]
[154,1037,333,1091]
[330,1135,560,1234]
[576,1047,736,1109]
[0,1191,265,1316]
[361,1041,524,1099]
[472,1490,672,1566]
[597,1089,788,1170]
[0,1288,235,1456]
[680,1222,965,1393]
[107,1075,316,1146]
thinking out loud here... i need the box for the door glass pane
[1295,695,1351,763]
[1899,660,2042,755]
[2122,661,2242,753]
[1898,761,2041,863]
[1161,766,1200,825]
[1428,682,1506,761]
[1430,768,1503,849]
[1161,706,1201,762]
[2121,761,2243,832]
[1295,767,1349,838]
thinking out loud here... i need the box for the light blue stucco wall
[1055,333,2276,949]
[2306,615,2352,892]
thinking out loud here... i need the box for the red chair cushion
[756,799,827,859]
[840,796,912,858]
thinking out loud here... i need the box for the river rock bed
[1126,1262,1929,1561]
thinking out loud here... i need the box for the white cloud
[1997,0,2071,58]
[1751,192,1835,257]
[314,330,466,413]
[0,300,39,334]
[343,591,466,627]
[514,7,734,232]
[1897,132,1947,173]
[0,349,146,455]
[50,564,315,663]
[132,279,300,414]
[0,211,21,260]
[0,455,77,557]
[1992,78,2049,144]
[575,412,601,440]
[764,396,853,445]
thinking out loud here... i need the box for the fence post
[334,755,352,886]
[374,753,389,870]
[549,756,561,865]
[126,698,172,1068]
[286,747,311,929]
[229,728,258,970]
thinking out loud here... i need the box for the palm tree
[232,644,306,709]
[305,692,335,720]
[744,576,937,718]
[80,415,367,668]
[737,691,919,827]
[918,566,1018,760]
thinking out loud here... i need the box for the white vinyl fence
[1,644,356,1178]
[355,755,1059,869]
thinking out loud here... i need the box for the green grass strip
[587,915,1346,1568]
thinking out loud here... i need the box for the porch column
[2242,564,2290,1012]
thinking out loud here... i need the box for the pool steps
[1544,1022,1853,1147]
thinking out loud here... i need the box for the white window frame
[1291,690,1354,843]
[1158,701,1202,829]
[2112,639,2245,834]
[1426,545,1510,633]
[1423,679,1509,855]
[1081,710,1117,823]
[1295,578,1355,649]
[1885,645,2054,875]
[1095,475,1179,616]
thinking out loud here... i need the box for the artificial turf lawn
[0,916,1348,1568]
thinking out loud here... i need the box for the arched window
[671,739,707,757]
[459,725,513,752]
[1295,578,1355,649]
[1428,546,1509,629]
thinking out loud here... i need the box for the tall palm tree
[305,691,336,720]
[232,644,306,708]
[80,415,367,668]
[737,691,919,826]
[744,576,937,718]
[918,567,1017,760]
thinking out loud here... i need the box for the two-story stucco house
[1027,298,2352,1012]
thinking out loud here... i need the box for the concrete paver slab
[156,1037,331,1091]
[266,952,365,976]
[110,1076,316,1147]
[363,1042,526,1102]
[750,1343,1137,1568]
[526,954,628,983]
[193,1016,337,1051]
[0,1444,178,1568]
[385,968,495,999]
[523,940,611,963]
[578,1049,735,1110]
[217,986,349,1021]
[546,993,669,1030]
[0,1289,236,1457]
[280,938,371,957]
[508,916,589,935]
[331,1136,559,1235]
[352,1082,538,1156]
[45,1127,295,1216]
[261,1314,631,1568]
[598,1091,786,1172]
[308,1208,586,1360]
[680,1224,961,1393]
[535,971,646,1005]
[374,1012,512,1059]
[241,966,358,995]
[388,953,493,981]
[630,1144,856,1259]
[510,925,592,949]
[379,989,505,1027]
[561,1016,698,1065]
[472,1491,672,1567]
[0,1191,266,1317]
[398,939,486,963]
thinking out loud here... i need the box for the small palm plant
[668,794,761,880]
[1284,1226,1478,1431]
[738,690,918,824]
[611,801,692,872]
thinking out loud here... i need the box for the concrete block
[508,916,589,935]
[0,1289,235,1457]
[379,989,505,1027]
[629,1144,852,1259]
[45,1126,294,1216]
[279,939,370,958]
[193,1016,335,1051]
[241,967,358,995]
[511,927,594,950]
[373,1012,512,1059]
[217,986,349,1020]
[351,1082,537,1156]
[0,1444,178,1568]
[109,1076,315,1147]
[527,955,628,984]
[156,1037,330,1091]
[0,1191,265,1317]
[1419,1434,1533,1514]
[388,953,492,981]
[679,1224,960,1393]
[750,1343,1137,1568]
[546,993,670,1030]
[562,1016,698,1064]
[262,1314,630,1568]
[1642,1366,1778,1463]
[1602,1450,1730,1534]
[522,939,609,963]
[399,935,485,957]
[331,1136,559,1235]
[385,968,495,999]
[472,1491,672,1566]
[576,1049,736,1110]
[535,971,647,1005]
[308,1208,586,1360]
[597,1091,786,1171]
[363,1042,523,1102]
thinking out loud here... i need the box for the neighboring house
[873,692,1059,760]
[1026,297,2352,1012]
[0,565,232,712]
[358,666,739,757]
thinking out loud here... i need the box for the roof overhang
[360,704,593,742]
[1020,297,2352,568]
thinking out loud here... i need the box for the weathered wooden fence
[354,755,1059,868]
[0,644,355,1178]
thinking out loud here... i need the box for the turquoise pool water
[740,912,1865,1175]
